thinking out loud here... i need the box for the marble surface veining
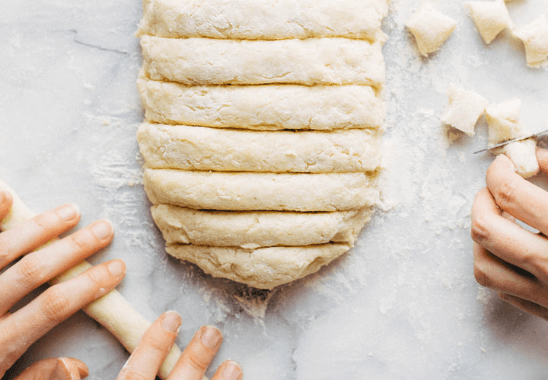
[2,0,548,379]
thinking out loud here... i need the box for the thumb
[14,357,89,380]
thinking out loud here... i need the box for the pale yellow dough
[486,99,526,145]
[137,0,389,42]
[140,36,385,87]
[441,85,489,136]
[406,5,457,57]
[151,204,373,248]
[137,78,385,130]
[466,0,512,44]
[513,17,548,68]
[137,123,382,173]
[502,139,539,178]
[166,243,352,289]
[144,169,379,212]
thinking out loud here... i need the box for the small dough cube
[406,5,457,57]
[466,0,512,44]
[485,99,526,145]
[441,85,489,136]
[513,17,548,68]
[502,138,539,178]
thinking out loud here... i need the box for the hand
[471,149,548,320]
[0,190,126,378]
[116,312,243,380]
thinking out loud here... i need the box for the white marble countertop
[2,0,548,379]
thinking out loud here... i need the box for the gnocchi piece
[405,5,457,57]
[441,85,489,136]
[501,138,539,178]
[485,99,526,145]
[513,16,548,68]
[466,0,512,44]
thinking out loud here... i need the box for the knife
[473,129,548,154]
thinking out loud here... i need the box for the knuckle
[493,179,518,211]
[187,354,209,373]
[66,231,91,253]
[40,287,71,323]
[16,257,46,285]
[470,216,491,245]
[0,238,11,267]
[118,368,149,380]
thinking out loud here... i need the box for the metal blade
[473,129,548,154]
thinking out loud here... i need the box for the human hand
[116,311,243,380]
[0,190,126,377]
[471,148,548,320]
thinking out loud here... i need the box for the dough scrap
[140,36,385,87]
[502,138,539,178]
[137,0,389,42]
[485,99,526,145]
[441,85,489,136]
[137,78,385,130]
[143,169,380,212]
[466,0,512,44]
[137,123,382,173]
[513,16,548,68]
[151,204,373,248]
[165,243,352,289]
[406,5,457,56]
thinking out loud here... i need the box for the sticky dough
[140,36,385,87]
[144,169,380,212]
[137,78,385,130]
[137,0,389,42]
[151,204,373,248]
[137,123,382,173]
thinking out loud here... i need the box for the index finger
[486,154,548,236]
[0,191,13,223]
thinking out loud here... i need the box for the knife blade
[473,129,548,154]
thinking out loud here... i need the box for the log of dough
[137,0,389,42]
[166,243,352,289]
[143,169,380,212]
[0,181,189,380]
[137,78,385,130]
[137,123,382,173]
[140,36,385,87]
[151,204,373,248]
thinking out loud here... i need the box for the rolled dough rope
[143,169,380,212]
[166,243,352,289]
[137,78,385,130]
[137,123,383,173]
[0,181,193,380]
[140,36,385,88]
[151,204,373,248]
[137,0,389,42]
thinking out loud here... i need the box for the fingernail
[162,312,181,333]
[108,260,126,277]
[58,203,80,221]
[91,220,113,239]
[201,325,222,348]
[222,361,242,380]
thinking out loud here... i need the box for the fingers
[117,312,182,380]
[210,361,243,380]
[0,191,13,223]
[167,326,223,380]
[536,147,548,174]
[0,203,81,270]
[14,358,89,380]
[471,188,548,282]
[0,260,126,372]
[486,154,548,236]
[0,220,114,316]
[499,293,548,321]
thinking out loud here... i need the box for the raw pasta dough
[137,79,385,130]
[466,0,512,44]
[502,139,539,178]
[406,5,457,56]
[513,17,548,68]
[137,0,389,42]
[140,36,385,87]
[441,85,489,136]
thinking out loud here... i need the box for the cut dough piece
[466,0,512,44]
[513,17,548,68]
[143,169,379,212]
[137,123,382,173]
[151,204,373,248]
[441,85,489,136]
[166,243,352,289]
[140,36,385,87]
[405,5,457,56]
[485,99,526,144]
[137,79,385,130]
[137,0,389,42]
[502,138,539,178]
